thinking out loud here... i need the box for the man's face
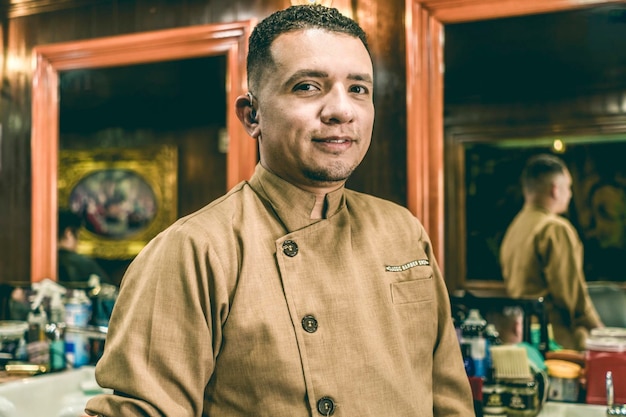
[588,184,626,248]
[553,169,573,214]
[253,29,374,192]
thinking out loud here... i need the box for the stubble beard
[303,160,358,184]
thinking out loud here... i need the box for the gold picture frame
[58,146,177,259]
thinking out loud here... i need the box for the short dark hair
[247,5,369,92]
[521,154,567,193]
[58,209,83,240]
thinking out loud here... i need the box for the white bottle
[65,289,91,327]
[65,289,92,367]
[49,291,65,324]
[48,291,67,371]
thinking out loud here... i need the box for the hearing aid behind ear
[247,92,258,123]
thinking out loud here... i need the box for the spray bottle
[47,284,68,371]
[28,278,67,368]
[31,279,67,323]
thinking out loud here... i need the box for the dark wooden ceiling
[444,4,626,103]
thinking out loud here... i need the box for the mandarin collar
[248,164,345,232]
[523,205,551,215]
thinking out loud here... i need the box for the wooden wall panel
[0,16,32,285]
[347,0,407,205]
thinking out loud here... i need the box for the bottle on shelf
[461,309,488,378]
[484,323,500,372]
[461,342,476,377]
[64,289,92,368]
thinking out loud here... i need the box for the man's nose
[320,86,355,124]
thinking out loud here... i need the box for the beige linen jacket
[86,164,473,417]
[500,205,602,350]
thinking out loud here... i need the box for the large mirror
[31,21,257,282]
[444,6,626,290]
[405,0,625,292]
[454,135,626,285]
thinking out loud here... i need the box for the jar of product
[544,359,581,403]
[591,327,626,339]
[483,376,506,416]
[0,320,28,367]
[506,379,540,417]
[585,333,626,405]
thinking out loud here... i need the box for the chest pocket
[390,267,434,304]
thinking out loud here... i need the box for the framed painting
[58,146,177,259]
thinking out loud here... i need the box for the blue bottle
[64,290,92,367]
[461,343,475,377]
[461,309,487,378]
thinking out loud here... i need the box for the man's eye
[294,83,318,92]
[350,85,369,95]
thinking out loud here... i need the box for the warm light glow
[290,0,333,6]
[552,139,565,153]
[7,54,28,74]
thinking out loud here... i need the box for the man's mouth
[314,137,353,144]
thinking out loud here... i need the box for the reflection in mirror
[59,57,228,284]
[31,22,255,283]
[443,5,626,290]
[463,136,626,284]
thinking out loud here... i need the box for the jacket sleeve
[85,225,218,417]
[539,222,603,330]
[422,227,476,417]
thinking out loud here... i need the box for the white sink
[0,370,610,417]
[539,401,608,417]
[0,366,111,417]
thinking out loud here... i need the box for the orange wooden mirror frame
[404,0,623,286]
[31,21,257,283]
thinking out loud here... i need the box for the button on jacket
[500,205,602,350]
[86,164,473,417]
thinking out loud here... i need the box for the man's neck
[525,199,556,214]
[310,194,327,220]
[58,240,76,251]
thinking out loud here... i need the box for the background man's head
[487,306,524,344]
[58,209,83,248]
[246,5,369,94]
[521,153,572,214]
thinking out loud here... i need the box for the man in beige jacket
[85,5,474,416]
[500,154,603,351]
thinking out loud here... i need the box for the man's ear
[513,319,523,338]
[61,227,75,243]
[549,182,559,199]
[235,94,261,139]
